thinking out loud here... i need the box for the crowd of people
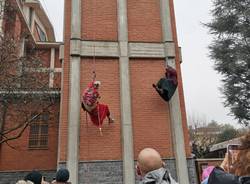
[136,131,249,184]
[16,132,249,184]
[16,168,71,184]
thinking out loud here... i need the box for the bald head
[137,148,163,176]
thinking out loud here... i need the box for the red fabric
[88,103,110,127]
[165,66,178,85]
[82,81,99,106]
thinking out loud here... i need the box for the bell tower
[59,0,195,183]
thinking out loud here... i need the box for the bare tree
[188,113,222,158]
[0,1,59,146]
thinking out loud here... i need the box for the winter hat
[202,166,215,181]
[56,168,70,182]
[24,171,42,184]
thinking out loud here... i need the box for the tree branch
[0,102,55,144]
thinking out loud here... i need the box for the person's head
[232,131,250,176]
[93,81,101,89]
[56,168,70,182]
[24,171,42,184]
[136,148,164,176]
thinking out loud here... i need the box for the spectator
[206,132,250,184]
[51,168,71,184]
[24,171,42,184]
[136,148,178,184]
[201,166,215,184]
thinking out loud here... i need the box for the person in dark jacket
[208,166,240,184]
[206,132,250,184]
[24,171,42,184]
[51,168,71,184]
[153,66,178,102]
[136,148,178,184]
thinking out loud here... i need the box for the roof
[36,41,62,49]
[23,0,55,41]
[209,137,242,152]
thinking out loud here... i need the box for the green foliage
[189,118,240,157]
[216,125,239,143]
[206,0,250,126]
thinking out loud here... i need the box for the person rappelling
[152,65,178,102]
[81,80,114,132]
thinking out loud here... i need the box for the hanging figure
[152,65,178,102]
[81,80,114,128]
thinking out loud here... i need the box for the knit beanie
[56,168,70,182]
[24,171,42,184]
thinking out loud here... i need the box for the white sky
[40,0,239,127]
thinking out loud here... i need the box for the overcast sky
[40,0,240,127]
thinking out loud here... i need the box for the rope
[92,0,97,81]
[85,110,90,184]
[84,1,102,183]
[91,0,102,136]
[97,104,103,136]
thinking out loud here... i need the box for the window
[29,7,33,28]
[29,112,49,149]
[35,23,47,42]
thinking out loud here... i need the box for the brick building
[0,0,62,183]
[0,0,197,184]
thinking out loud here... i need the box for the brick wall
[57,158,198,184]
[0,170,56,184]
[0,101,60,171]
[37,48,51,67]
[54,49,62,68]
[79,58,121,160]
[81,0,117,41]
[54,49,62,89]
[60,0,191,162]
[130,59,174,158]
[58,0,72,162]
[0,0,62,176]
[4,8,18,38]
[127,0,162,42]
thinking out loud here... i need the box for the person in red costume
[81,81,114,127]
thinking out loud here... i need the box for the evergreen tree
[206,0,250,126]
[216,125,239,143]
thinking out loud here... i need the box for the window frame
[28,112,49,150]
[35,23,47,42]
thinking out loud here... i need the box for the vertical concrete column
[57,46,64,168]
[117,0,135,184]
[17,38,25,88]
[160,1,190,184]
[49,48,55,88]
[67,0,81,183]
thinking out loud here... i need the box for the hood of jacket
[140,167,178,184]
[208,167,240,184]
